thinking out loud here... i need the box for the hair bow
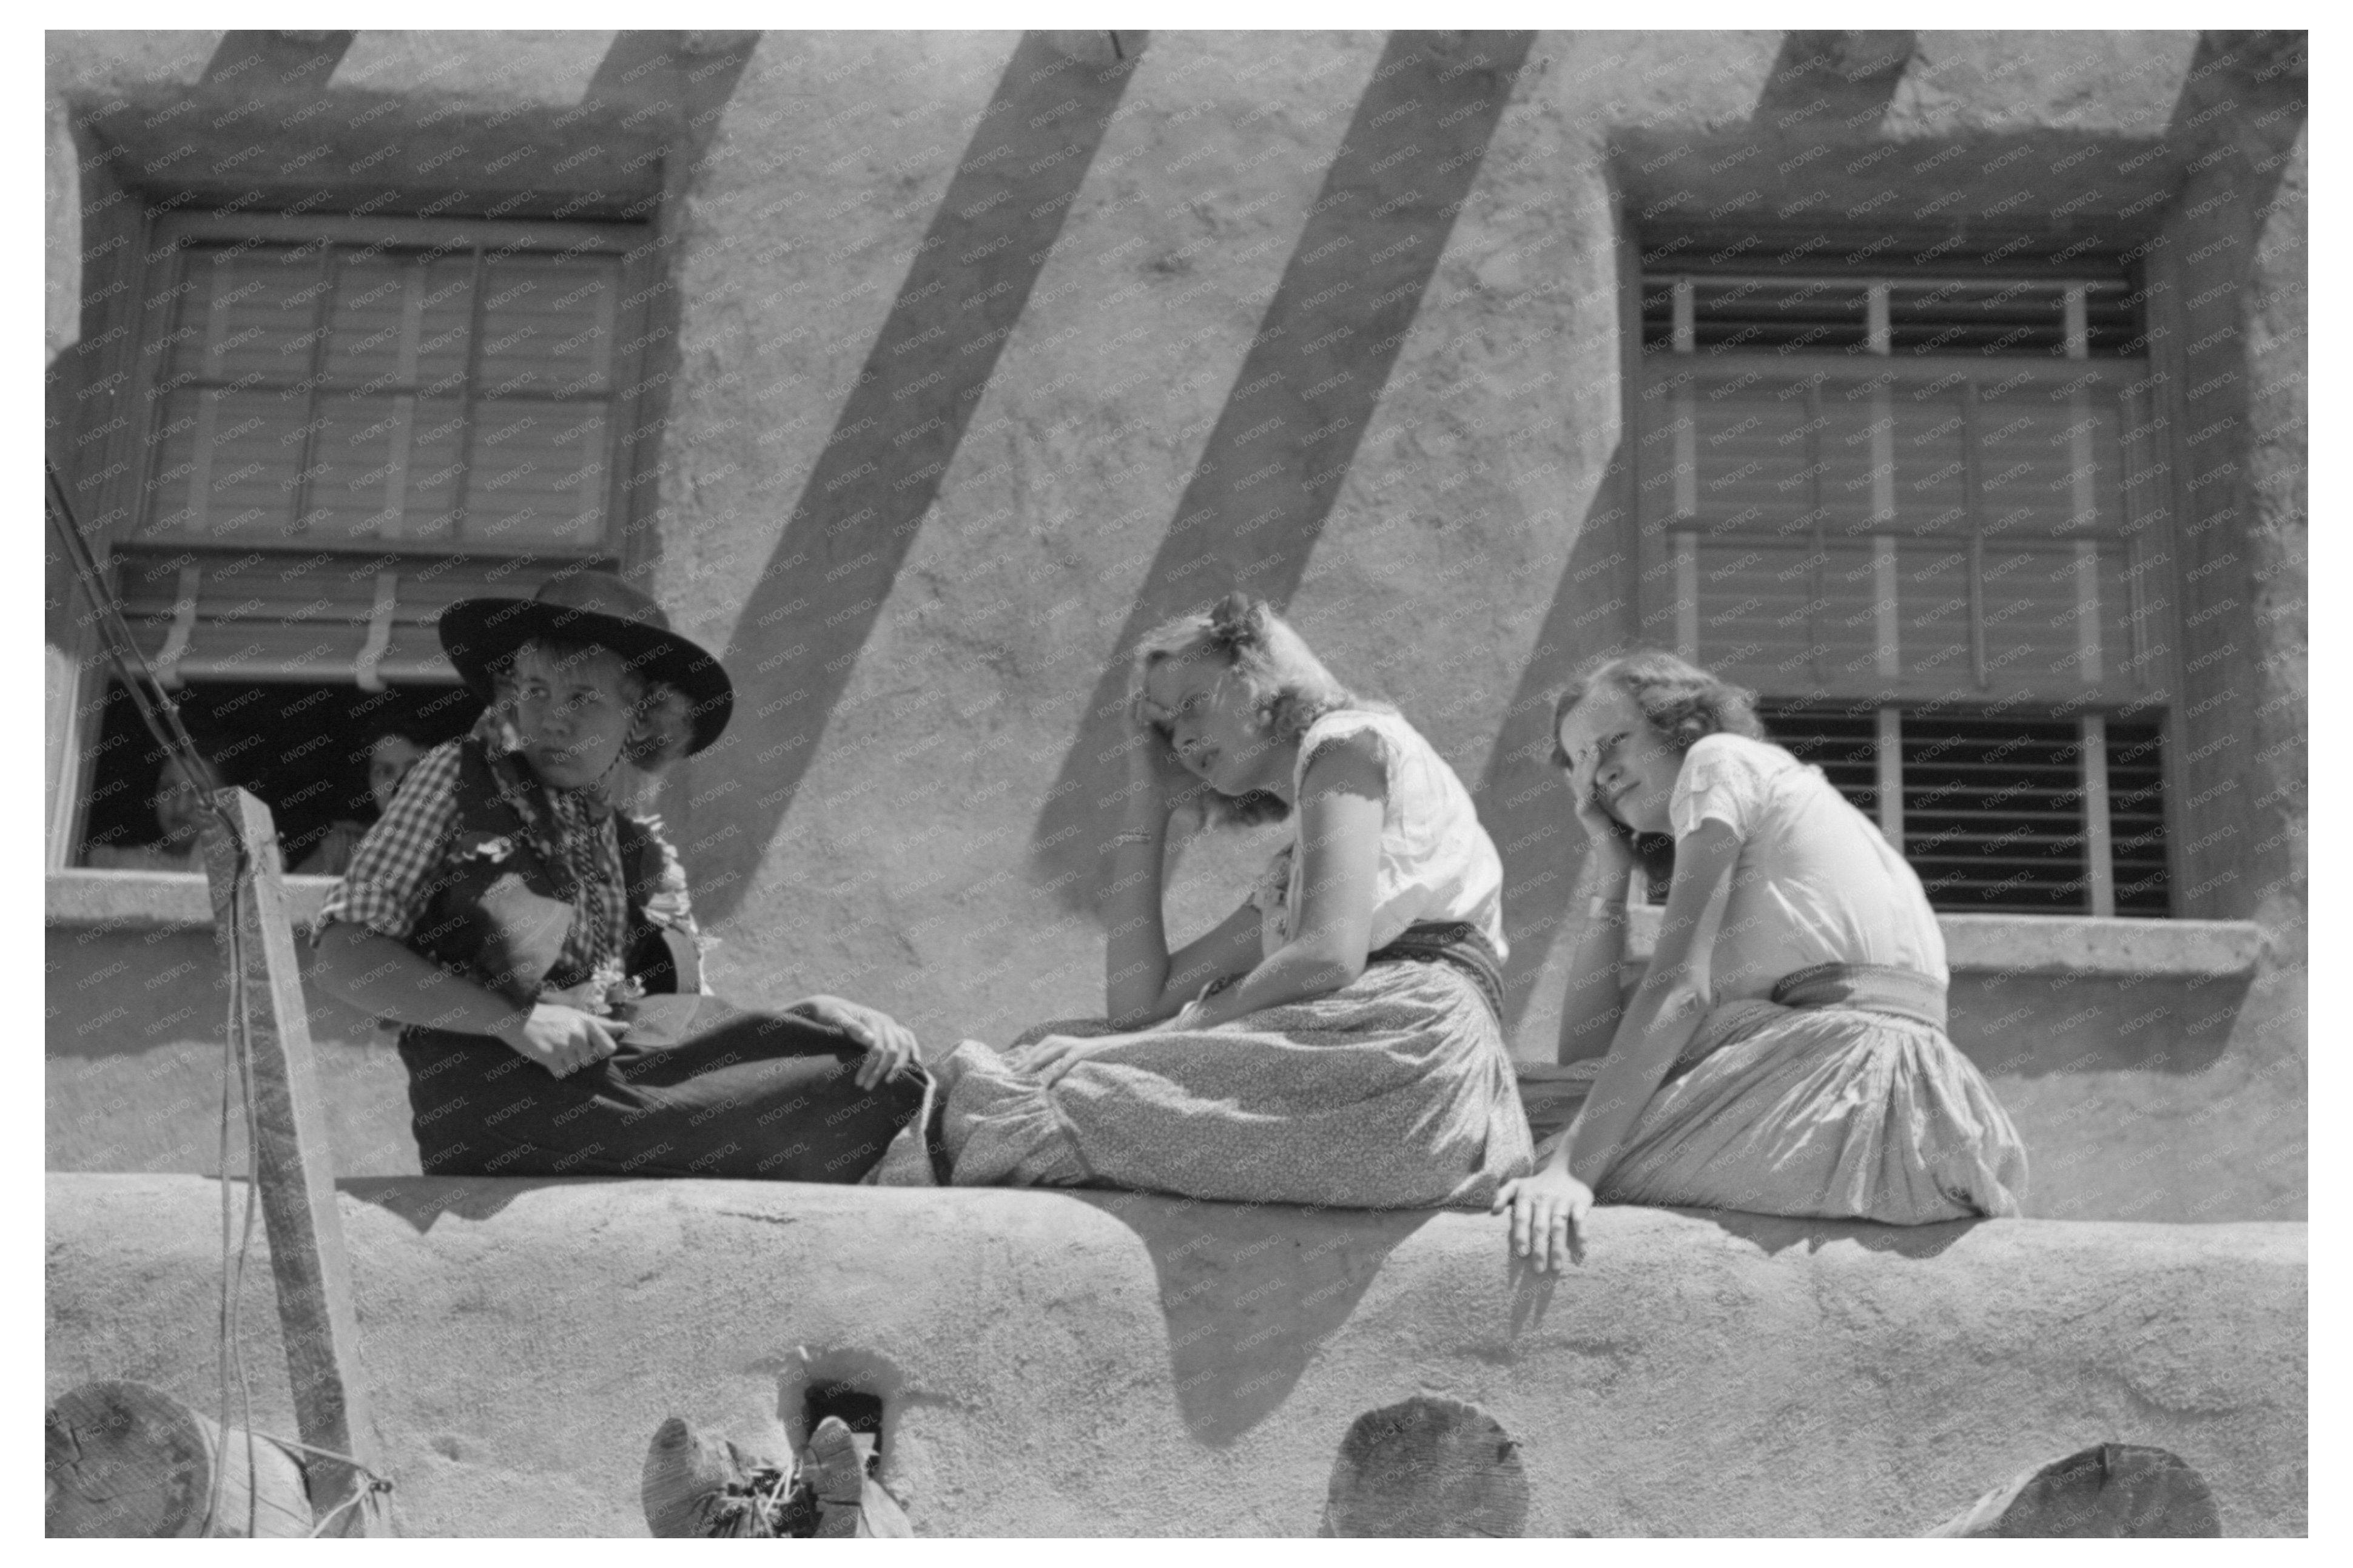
[1205,591,1264,654]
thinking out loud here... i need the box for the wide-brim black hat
[438,571,733,756]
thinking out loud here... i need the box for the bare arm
[1102,693,1265,1026]
[1496,818,1741,1270]
[1173,733,1385,1031]
[1108,897,1265,1031]
[311,922,618,1079]
[1558,818,1740,1184]
[312,921,527,1037]
[1548,738,1646,1066]
[1555,844,1638,1066]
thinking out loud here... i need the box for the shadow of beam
[1749,30,1914,134]
[202,30,356,94]
[1077,1189,1435,1447]
[1027,29,1537,909]
[1470,436,1636,1039]
[690,32,1150,923]
[581,30,764,146]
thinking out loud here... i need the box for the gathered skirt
[881,958,1533,1210]
[398,997,927,1182]
[1589,997,2028,1223]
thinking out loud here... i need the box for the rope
[45,461,277,1535]
[43,464,232,838]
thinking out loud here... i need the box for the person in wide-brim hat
[306,568,929,1187]
[438,569,735,760]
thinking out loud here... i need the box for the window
[60,209,662,870]
[1631,258,2180,916]
[79,676,483,875]
[138,214,636,556]
[1762,702,2169,916]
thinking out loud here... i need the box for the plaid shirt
[313,722,649,989]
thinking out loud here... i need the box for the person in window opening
[308,571,928,1181]
[292,730,428,878]
[87,753,220,872]
[1496,651,2028,1270]
[874,591,1533,1207]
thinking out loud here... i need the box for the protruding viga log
[803,1415,913,1539]
[1323,1395,1529,1538]
[1925,1443,2223,1537]
[642,1415,914,1538]
[641,1416,760,1538]
[46,1380,311,1538]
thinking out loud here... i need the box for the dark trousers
[398,998,927,1182]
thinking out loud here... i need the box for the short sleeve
[1669,733,1774,842]
[311,741,464,945]
[1296,710,1400,799]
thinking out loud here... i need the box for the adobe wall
[45,1174,2306,1536]
[42,31,2303,1220]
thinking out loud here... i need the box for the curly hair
[1550,649,1766,886]
[1131,591,1375,827]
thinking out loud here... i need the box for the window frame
[1617,254,2193,920]
[123,210,662,563]
[49,203,670,872]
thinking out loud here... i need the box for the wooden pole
[46,1379,311,1538]
[197,787,387,1536]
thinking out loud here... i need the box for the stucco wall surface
[46,1174,2306,1537]
[41,29,2305,1220]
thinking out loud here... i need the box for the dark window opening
[77,676,483,873]
[1763,702,2169,917]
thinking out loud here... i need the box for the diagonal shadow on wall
[201,29,356,92]
[691,32,1150,923]
[1469,437,1637,1040]
[1749,30,1914,132]
[1027,30,1537,909]
[1078,1189,1433,1447]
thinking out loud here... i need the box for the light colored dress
[898,707,1533,1210]
[1592,733,2028,1223]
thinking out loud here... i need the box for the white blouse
[1668,732,1947,1004]
[1251,707,1509,962]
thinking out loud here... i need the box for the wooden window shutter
[109,550,553,685]
[140,228,628,554]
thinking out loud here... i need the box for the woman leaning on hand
[1496,651,2028,1269]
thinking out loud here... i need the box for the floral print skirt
[872,958,1533,1210]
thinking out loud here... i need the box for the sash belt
[1769,961,1948,1031]
[1367,921,1506,1023]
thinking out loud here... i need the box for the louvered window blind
[1631,272,2177,917]
[114,214,651,686]
[1762,702,2169,916]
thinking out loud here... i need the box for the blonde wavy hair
[1131,591,1381,827]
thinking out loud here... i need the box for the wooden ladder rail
[197,787,389,1536]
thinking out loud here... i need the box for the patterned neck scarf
[471,707,631,997]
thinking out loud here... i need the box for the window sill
[1621,907,2263,981]
[45,869,337,932]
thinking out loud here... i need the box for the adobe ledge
[1625,907,2263,980]
[45,869,336,932]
